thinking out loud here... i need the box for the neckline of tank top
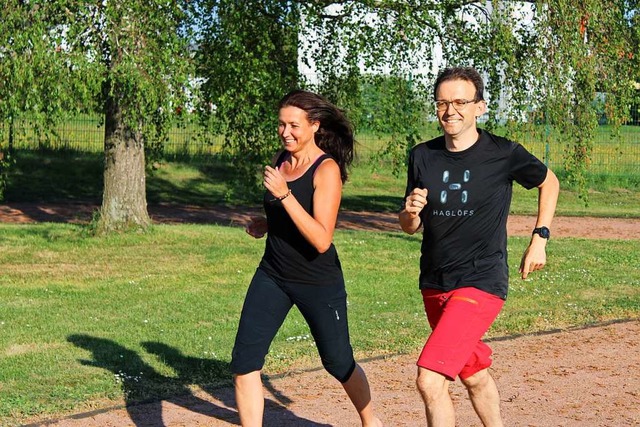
[278,152,330,183]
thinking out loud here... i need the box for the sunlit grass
[0,223,638,425]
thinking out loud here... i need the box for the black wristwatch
[532,226,551,239]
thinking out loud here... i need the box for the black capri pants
[231,267,356,383]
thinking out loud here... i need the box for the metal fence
[2,115,640,177]
[1,115,224,158]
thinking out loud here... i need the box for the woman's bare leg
[341,363,383,426]
[234,371,264,427]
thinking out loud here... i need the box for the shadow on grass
[145,159,262,207]
[5,150,103,203]
[5,148,403,213]
[5,149,260,207]
[66,334,331,426]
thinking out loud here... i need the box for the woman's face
[278,106,319,152]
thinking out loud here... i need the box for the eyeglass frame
[433,98,481,112]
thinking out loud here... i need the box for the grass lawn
[0,223,639,425]
[0,147,639,425]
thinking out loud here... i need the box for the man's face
[435,79,486,141]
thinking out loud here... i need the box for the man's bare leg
[416,367,455,427]
[460,368,504,427]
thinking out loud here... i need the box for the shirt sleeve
[509,143,548,189]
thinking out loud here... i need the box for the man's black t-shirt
[404,129,548,299]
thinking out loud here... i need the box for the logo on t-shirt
[433,169,475,217]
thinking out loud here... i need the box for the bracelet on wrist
[275,189,292,201]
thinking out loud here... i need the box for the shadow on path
[63,334,330,427]
[141,342,330,426]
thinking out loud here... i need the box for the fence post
[9,116,14,153]
[544,122,550,166]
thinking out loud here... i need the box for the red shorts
[417,287,504,380]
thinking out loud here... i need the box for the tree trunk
[97,91,151,233]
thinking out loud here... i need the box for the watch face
[535,227,550,239]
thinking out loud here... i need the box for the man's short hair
[434,67,485,101]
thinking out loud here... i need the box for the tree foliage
[0,1,82,197]
[3,1,638,208]
[192,0,300,195]
[0,1,193,231]
[195,0,638,201]
[493,0,638,200]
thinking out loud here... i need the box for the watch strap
[532,226,550,239]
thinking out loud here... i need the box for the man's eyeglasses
[434,99,478,112]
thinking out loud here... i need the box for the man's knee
[416,367,449,401]
[460,367,491,392]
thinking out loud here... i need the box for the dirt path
[30,320,640,427]
[5,202,640,426]
[2,201,640,239]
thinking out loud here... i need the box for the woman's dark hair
[278,89,354,183]
[433,67,485,101]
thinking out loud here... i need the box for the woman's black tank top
[258,152,342,285]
